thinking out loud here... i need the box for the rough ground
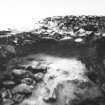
[0,16,105,105]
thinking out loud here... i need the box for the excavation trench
[7,53,101,105]
[3,40,103,105]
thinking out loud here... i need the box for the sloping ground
[0,16,105,105]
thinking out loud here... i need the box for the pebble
[78,28,85,33]
[60,36,72,40]
[13,93,25,103]
[12,83,32,94]
[102,33,105,37]
[1,89,8,98]
[21,78,33,85]
[1,89,12,99]
[12,69,27,75]
[3,99,14,105]
[34,72,44,81]
[74,38,83,42]
[3,81,15,86]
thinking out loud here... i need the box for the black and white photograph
[0,0,105,105]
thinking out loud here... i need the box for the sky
[0,0,105,30]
